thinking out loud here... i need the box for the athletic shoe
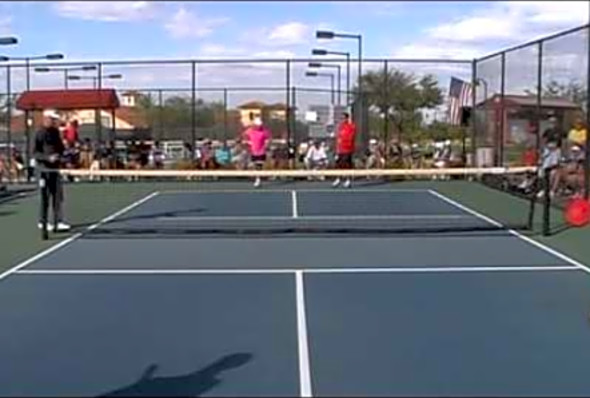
[254,177,261,188]
[343,179,352,188]
[38,222,53,230]
[332,178,341,187]
[54,222,71,232]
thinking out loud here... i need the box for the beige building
[237,101,289,126]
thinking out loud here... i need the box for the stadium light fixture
[0,37,17,45]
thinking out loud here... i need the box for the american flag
[447,77,472,125]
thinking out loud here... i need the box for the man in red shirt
[332,112,356,188]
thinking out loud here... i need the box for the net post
[542,167,551,236]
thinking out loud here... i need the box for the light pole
[35,65,97,89]
[309,62,342,105]
[0,53,64,91]
[312,48,350,105]
[316,30,363,148]
[68,73,122,89]
[306,70,335,105]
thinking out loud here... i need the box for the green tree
[354,68,443,142]
[525,79,587,109]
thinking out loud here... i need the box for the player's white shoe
[54,222,71,232]
[332,178,341,187]
[254,177,261,188]
[343,179,352,188]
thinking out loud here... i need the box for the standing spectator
[332,112,357,188]
[243,117,271,187]
[537,117,563,198]
[63,119,79,149]
[34,109,70,232]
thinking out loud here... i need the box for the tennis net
[38,166,544,239]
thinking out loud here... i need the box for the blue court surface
[2,186,590,396]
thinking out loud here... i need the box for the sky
[0,1,588,110]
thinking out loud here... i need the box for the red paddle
[564,197,590,227]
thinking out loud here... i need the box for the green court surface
[0,179,588,273]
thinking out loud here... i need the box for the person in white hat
[34,109,71,232]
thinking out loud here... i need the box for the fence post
[499,52,506,167]
[286,60,291,145]
[291,86,297,147]
[158,89,163,141]
[471,59,477,167]
[6,64,11,178]
[223,88,228,140]
[96,63,102,143]
[191,61,196,158]
[383,60,389,149]
[536,41,543,177]
[585,24,590,199]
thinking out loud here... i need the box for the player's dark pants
[39,171,63,226]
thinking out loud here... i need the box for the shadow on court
[100,353,253,397]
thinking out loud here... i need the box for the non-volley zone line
[15,265,581,275]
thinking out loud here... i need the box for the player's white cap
[43,109,60,119]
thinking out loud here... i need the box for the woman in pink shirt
[244,117,271,187]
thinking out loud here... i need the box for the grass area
[0,178,588,274]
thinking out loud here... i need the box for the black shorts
[336,154,353,169]
[251,154,267,163]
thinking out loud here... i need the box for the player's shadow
[99,352,253,397]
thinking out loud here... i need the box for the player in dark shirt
[34,109,70,233]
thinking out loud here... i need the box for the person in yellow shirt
[568,118,587,148]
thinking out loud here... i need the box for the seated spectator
[365,139,385,171]
[151,141,165,169]
[567,117,586,149]
[215,141,232,169]
[305,141,328,180]
[200,141,217,170]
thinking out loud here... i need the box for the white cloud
[428,16,518,43]
[242,21,311,48]
[164,8,229,39]
[394,43,486,60]
[0,16,12,35]
[395,1,589,62]
[53,1,157,22]
[267,22,309,45]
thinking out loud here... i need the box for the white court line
[292,191,299,219]
[155,215,470,221]
[15,265,579,275]
[295,271,313,397]
[428,189,590,276]
[0,191,161,282]
[159,188,429,195]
